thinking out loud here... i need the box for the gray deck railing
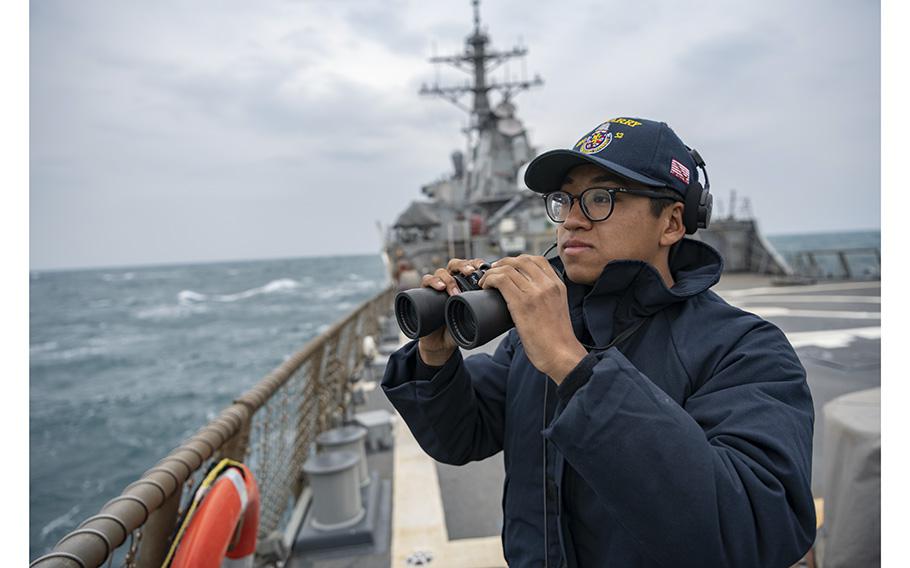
[788,247,881,280]
[30,285,396,568]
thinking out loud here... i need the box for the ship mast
[419,0,543,133]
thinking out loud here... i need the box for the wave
[30,341,59,354]
[101,272,136,282]
[30,335,147,362]
[101,270,181,283]
[134,303,209,321]
[30,344,107,363]
[178,278,302,305]
[177,290,208,304]
[41,504,81,538]
[311,279,381,301]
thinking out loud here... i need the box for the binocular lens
[444,290,513,350]
[395,295,420,338]
[446,299,477,348]
[394,287,448,339]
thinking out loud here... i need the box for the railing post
[316,340,334,433]
[293,374,318,501]
[299,349,325,464]
[222,415,252,462]
[337,315,360,419]
[807,252,820,278]
[837,251,852,279]
[134,484,182,568]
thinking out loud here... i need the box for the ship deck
[290,274,881,567]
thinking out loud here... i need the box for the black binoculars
[394,263,513,350]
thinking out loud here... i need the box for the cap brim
[524,149,666,194]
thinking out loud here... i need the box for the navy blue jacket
[382,240,816,567]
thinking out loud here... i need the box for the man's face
[555,163,670,285]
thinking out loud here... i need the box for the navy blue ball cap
[524,117,698,196]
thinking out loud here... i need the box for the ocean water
[29,254,388,559]
[29,231,880,558]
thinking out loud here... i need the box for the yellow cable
[160,458,245,568]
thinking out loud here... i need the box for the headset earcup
[683,182,701,234]
[699,190,713,230]
[684,147,712,234]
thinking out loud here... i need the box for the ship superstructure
[385,0,554,284]
[384,1,796,286]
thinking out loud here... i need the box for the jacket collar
[550,239,724,345]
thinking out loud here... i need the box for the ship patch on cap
[670,158,690,184]
[577,123,613,155]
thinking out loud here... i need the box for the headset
[682,147,713,235]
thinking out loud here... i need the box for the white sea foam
[33,344,107,363]
[178,290,209,304]
[311,279,378,301]
[148,277,304,319]
[30,341,59,354]
[141,270,181,280]
[32,335,148,361]
[135,303,209,320]
[178,278,302,305]
[101,272,136,282]
[250,278,301,296]
[41,504,81,538]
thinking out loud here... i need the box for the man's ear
[660,203,686,247]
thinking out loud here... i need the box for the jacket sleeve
[381,331,515,465]
[543,319,816,568]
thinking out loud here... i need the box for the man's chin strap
[542,242,559,258]
[541,242,566,281]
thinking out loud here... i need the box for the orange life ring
[170,463,260,568]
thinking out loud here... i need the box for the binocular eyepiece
[394,263,514,350]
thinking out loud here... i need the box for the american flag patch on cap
[670,158,690,184]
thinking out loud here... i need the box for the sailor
[382,117,816,567]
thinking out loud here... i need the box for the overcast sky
[29,0,881,271]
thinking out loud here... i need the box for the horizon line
[30,249,387,274]
[30,226,881,274]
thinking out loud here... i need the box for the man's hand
[478,255,588,384]
[417,258,489,366]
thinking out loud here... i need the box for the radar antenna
[419,0,543,132]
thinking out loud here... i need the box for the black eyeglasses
[542,187,682,223]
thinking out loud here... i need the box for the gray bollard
[303,450,365,531]
[354,410,395,452]
[316,425,369,487]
